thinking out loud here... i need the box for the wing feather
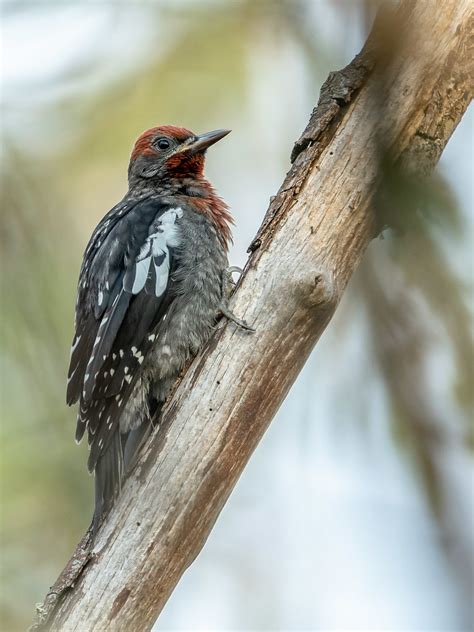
[82,286,132,402]
[69,202,183,471]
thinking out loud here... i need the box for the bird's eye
[156,138,171,150]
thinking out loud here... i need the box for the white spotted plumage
[66,127,233,530]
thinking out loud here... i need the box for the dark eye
[156,137,170,150]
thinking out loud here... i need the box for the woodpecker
[67,125,252,530]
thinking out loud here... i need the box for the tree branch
[32,1,473,629]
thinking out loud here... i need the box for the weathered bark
[32,1,473,629]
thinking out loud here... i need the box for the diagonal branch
[32,1,473,629]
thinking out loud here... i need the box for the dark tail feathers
[93,429,124,534]
[92,422,154,535]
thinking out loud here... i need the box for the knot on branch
[297,270,338,314]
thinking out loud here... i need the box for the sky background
[1,1,473,630]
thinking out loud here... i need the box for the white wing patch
[128,207,182,297]
[132,257,151,294]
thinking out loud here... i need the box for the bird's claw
[219,303,255,332]
[225,265,244,277]
[220,267,255,332]
[221,266,243,298]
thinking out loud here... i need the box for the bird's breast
[144,209,228,381]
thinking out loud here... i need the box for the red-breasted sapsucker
[67,126,252,529]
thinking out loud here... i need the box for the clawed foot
[221,266,243,298]
[220,267,255,333]
[220,303,255,332]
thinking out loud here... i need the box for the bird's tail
[93,429,124,535]
[92,415,157,535]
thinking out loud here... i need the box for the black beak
[186,129,231,154]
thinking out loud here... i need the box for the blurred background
[1,1,473,630]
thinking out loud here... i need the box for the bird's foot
[220,267,255,332]
[221,266,243,299]
[219,303,255,332]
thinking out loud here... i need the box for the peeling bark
[31,1,473,630]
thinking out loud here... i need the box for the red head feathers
[130,126,230,176]
[129,125,233,246]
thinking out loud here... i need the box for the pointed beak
[186,129,231,154]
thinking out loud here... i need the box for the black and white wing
[66,196,141,406]
[66,200,183,472]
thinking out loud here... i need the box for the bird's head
[128,125,230,186]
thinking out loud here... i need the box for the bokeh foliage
[1,1,472,630]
